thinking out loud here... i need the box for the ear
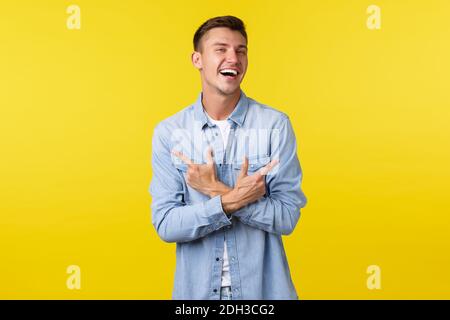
[191,51,202,70]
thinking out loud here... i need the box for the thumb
[239,156,248,178]
[206,147,214,164]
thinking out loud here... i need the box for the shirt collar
[193,90,249,129]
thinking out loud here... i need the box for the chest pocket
[173,162,215,202]
[174,162,188,173]
[233,155,271,174]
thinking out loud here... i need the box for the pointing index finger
[171,149,193,165]
[258,159,279,176]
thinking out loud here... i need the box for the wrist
[209,181,232,198]
[221,188,241,214]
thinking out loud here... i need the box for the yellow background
[1,0,449,299]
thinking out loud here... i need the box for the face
[192,27,248,96]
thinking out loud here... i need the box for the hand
[221,157,279,214]
[172,147,231,198]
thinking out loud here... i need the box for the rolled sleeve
[150,124,232,243]
[232,116,307,235]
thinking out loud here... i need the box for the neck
[201,87,241,120]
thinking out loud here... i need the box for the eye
[216,48,226,52]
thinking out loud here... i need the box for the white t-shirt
[206,113,231,287]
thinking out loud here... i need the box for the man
[150,16,307,300]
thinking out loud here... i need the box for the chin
[218,85,240,96]
[222,89,239,96]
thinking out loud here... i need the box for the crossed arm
[172,147,278,214]
[150,117,307,243]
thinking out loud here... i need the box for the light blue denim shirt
[149,90,307,300]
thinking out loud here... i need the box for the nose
[225,49,239,63]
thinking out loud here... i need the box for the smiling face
[192,27,248,96]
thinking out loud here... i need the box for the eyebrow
[212,42,248,50]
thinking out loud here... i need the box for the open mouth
[219,68,239,80]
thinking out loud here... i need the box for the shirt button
[213,289,217,293]
[231,257,235,261]
[216,257,220,261]
[215,132,218,136]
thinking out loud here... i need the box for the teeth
[220,69,238,76]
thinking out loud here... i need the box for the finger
[171,149,193,165]
[239,156,249,178]
[206,147,214,164]
[258,159,279,175]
